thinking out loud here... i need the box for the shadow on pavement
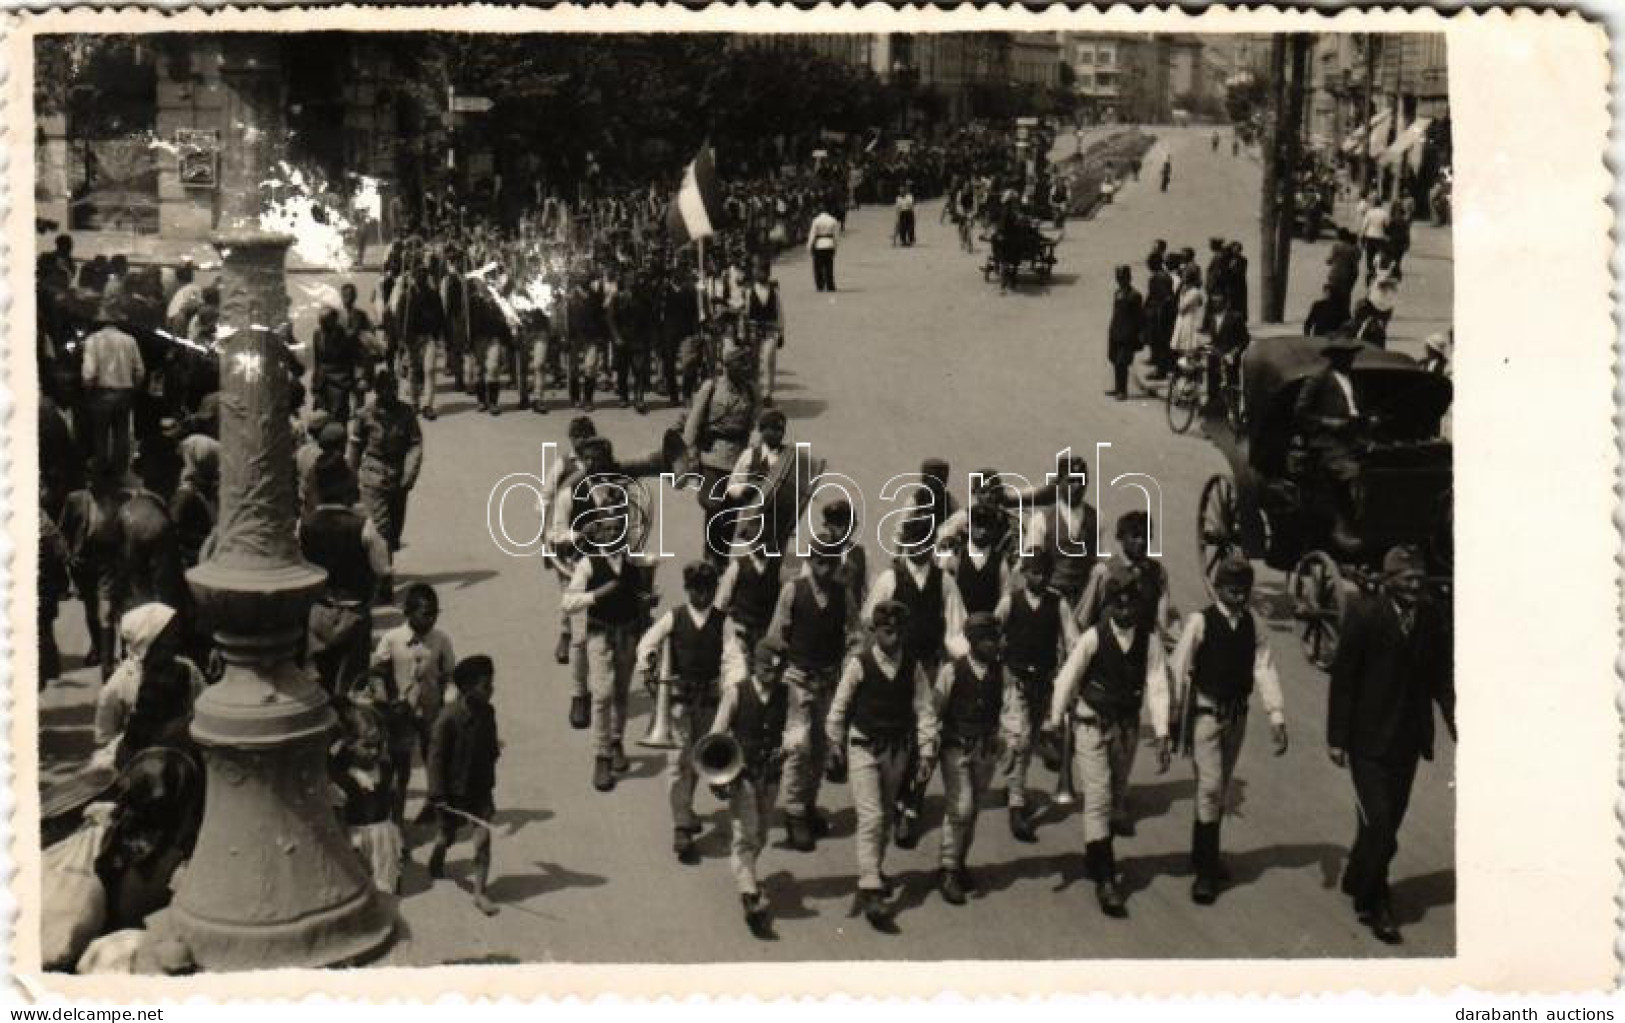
[484,858,608,904]
[1390,868,1455,926]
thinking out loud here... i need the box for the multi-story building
[1011,31,1063,88]
[36,35,408,241]
[1060,33,1210,123]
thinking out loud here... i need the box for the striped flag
[667,143,724,245]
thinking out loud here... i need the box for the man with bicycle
[1206,290,1249,418]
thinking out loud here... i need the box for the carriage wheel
[1165,363,1202,434]
[1196,474,1242,579]
[1290,550,1347,670]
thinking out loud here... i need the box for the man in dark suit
[1327,544,1455,945]
[1293,339,1365,551]
[1105,265,1144,401]
[1143,254,1176,380]
[1207,290,1249,411]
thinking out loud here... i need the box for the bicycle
[1164,344,1246,435]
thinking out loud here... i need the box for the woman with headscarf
[92,603,204,770]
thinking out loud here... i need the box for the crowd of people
[37,124,1453,972]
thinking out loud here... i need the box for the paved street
[41,126,1454,964]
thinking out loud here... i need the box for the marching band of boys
[548,434,1310,941]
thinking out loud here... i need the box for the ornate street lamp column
[168,34,395,970]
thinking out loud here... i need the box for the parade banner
[667,142,723,244]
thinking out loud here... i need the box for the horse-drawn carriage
[1194,336,1453,668]
[983,214,1060,289]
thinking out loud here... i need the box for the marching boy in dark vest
[1169,555,1287,905]
[635,560,744,864]
[562,511,656,793]
[717,546,783,659]
[766,534,851,851]
[998,548,1079,842]
[706,635,791,939]
[863,516,969,678]
[947,503,1014,617]
[1047,567,1171,918]
[825,600,939,932]
[929,612,1029,905]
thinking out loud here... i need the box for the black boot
[1009,806,1037,843]
[568,693,589,730]
[1191,820,1219,905]
[593,756,616,792]
[487,383,502,416]
[784,813,815,852]
[742,892,772,938]
[476,381,489,412]
[938,869,967,906]
[1088,839,1128,918]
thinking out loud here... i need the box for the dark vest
[670,608,724,684]
[747,284,779,325]
[851,650,917,742]
[300,506,375,602]
[943,656,1005,740]
[954,549,1005,616]
[1005,589,1062,679]
[1082,624,1150,721]
[1193,606,1256,705]
[729,557,781,631]
[586,556,643,628]
[893,561,946,662]
[1046,503,1097,594]
[785,577,846,671]
[732,677,789,781]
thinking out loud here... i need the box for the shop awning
[1342,109,1392,154]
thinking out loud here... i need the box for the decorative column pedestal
[166,35,395,971]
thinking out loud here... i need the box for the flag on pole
[667,143,724,245]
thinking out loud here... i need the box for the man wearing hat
[1105,265,1144,401]
[347,366,423,559]
[1169,554,1287,906]
[706,635,792,939]
[81,298,146,479]
[763,532,852,852]
[301,453,391,695]
[1293,338,1366,552]
[725,407,792,556]
[825,599,939,931]
[864,516,969,678]
[682,346,759,565]
[1047,564,1172,919]
[635,560,745,864]
[927,611,1028,905]
[1328,544,1454,944]
[559,491,658,793]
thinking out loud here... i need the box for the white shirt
[1169,605,1285,726]
[1048,621,1171,737]
[1359,205,1390,240]
[807,213,840,251]
[895,193,915,212]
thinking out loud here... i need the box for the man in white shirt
[80,305,146,478]
[893,182,916,247]
[1358,201,1391,282]
[807,203,840,292]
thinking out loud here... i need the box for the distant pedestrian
[1324,228,1361,329]
[807,202,840,292]
[1105,265,1144,401]
[1358,200,1391,281]
[1159,157,1172,193]
[893,181,916,247]
[80,303,145,479]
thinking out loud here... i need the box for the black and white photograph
[30,22,1468,975]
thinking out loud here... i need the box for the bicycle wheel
[1164,363,1201,434]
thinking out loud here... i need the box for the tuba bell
[692,732,745,788]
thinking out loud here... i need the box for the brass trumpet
[638,641,683,750]
[1054,711,1077,806]
[693,732,745,788]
